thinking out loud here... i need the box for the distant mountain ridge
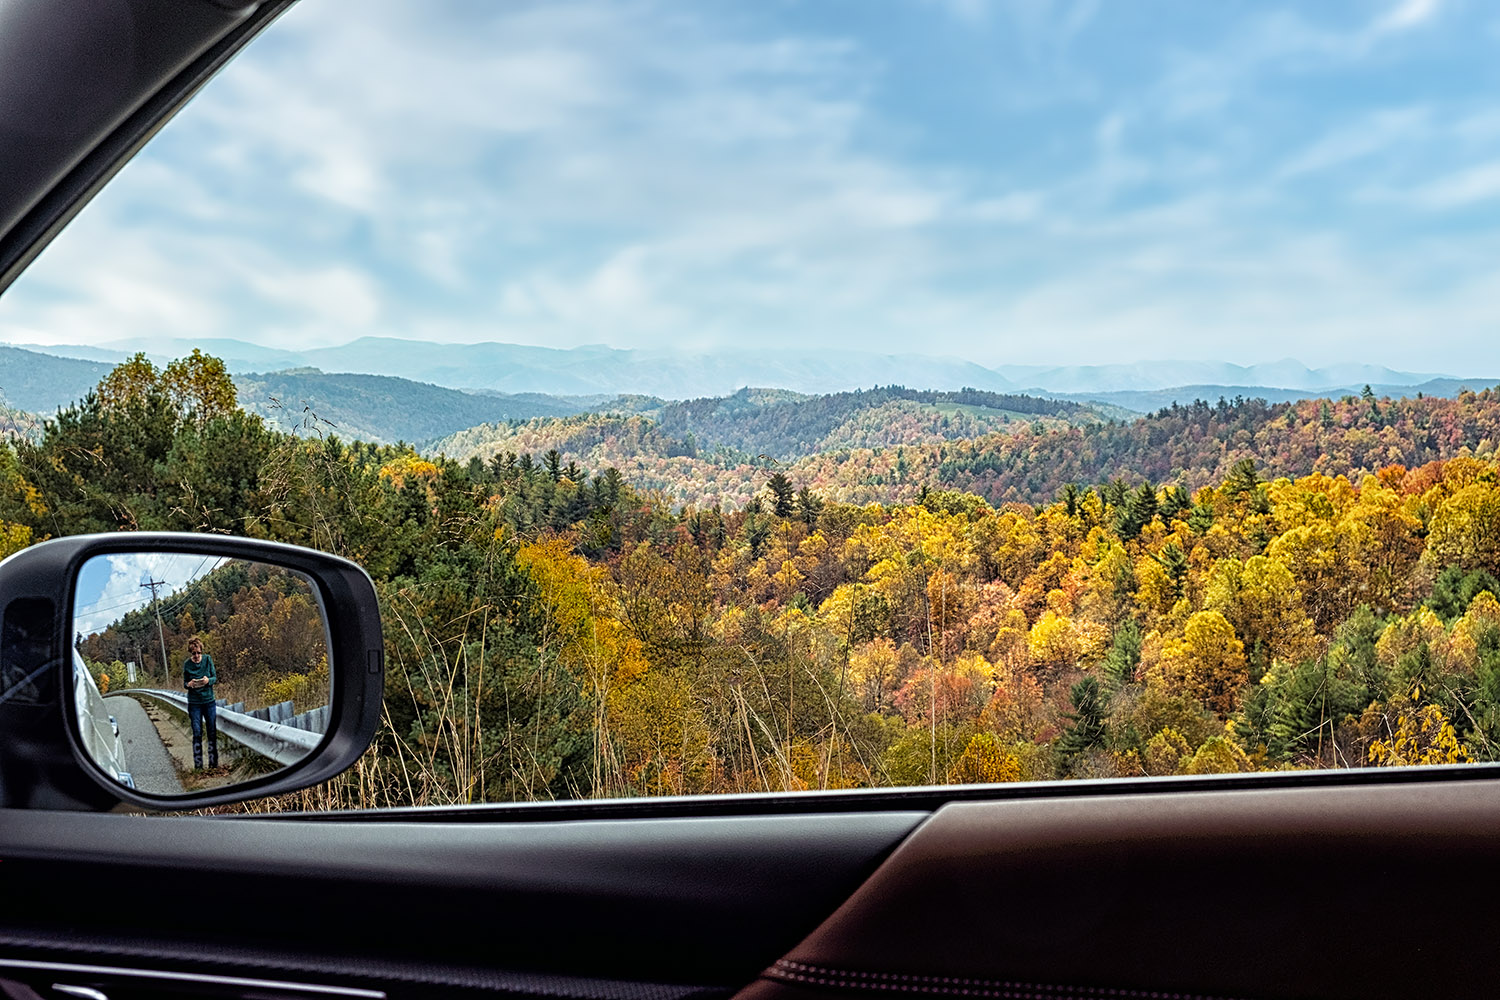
[5,342,1496,450]
[997,359,1444,394]
[23,336,1014,397]
[234,370,606,444]
[647,386,1105,461]
[0,345,111,412]
[1054,379,1500,414]
[0,345,615,444]
[17,336,1477,400]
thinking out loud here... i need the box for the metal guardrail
[128,688,323,766]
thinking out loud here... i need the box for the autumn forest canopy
[4,351,1500,808]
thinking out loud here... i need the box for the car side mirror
[0,533,383,810]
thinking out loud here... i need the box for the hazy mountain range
[0,345,113,413]
[1050,380,1496,415]
[233,370,609,444]
[15,337,1011,398]
[3,339,1497,447]
[14,336,1486,401]
[0,346,615,443]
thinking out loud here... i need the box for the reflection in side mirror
[72,553,331,797]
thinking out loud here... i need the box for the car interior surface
[1,3,1498,1000]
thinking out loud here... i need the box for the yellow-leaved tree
[1156,610,1249,718]
[1368,704,1472,767]
[1426,482,1500,575]
[1026,609,1077,673]
[95,352,161,410]
[844,637,900,713]
[1204,554,1319,670]
[948,732,1022,784]
[515,536,683,796]
[379,454,441,492]
[1182,735,1254,774]
[0,520,29,560]
[163,348,238,421]
[0,445,43,556]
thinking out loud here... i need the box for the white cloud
[244,265,382,328]
[1373,0,1443,35]
[1277,108,1429,179]
[1407,160,1500,209]
[74,553,225,638]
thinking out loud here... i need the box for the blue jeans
[188,701,218,767]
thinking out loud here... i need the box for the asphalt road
[105,694,184,795]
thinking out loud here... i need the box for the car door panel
[3,778,1498,999]
[736,779,1500,1000]
[0,808,927,996]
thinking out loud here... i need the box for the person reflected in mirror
[182,636,218,769]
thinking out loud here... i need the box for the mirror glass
[71,552,331,796]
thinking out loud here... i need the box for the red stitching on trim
[765,960,1239,1000]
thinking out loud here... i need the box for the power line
[80,555,219,617]
[75,592,153,615]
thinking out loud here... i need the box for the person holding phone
[182,636,218,769]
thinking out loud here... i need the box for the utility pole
[141,580,170,685]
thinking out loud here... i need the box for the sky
[73,553,228,639]
[2,0,1499,371]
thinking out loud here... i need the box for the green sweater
[183,652,217,705]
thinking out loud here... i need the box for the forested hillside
[0,345,628,445]
[4,353,1500,810]
[430,386,1112,508]
[431,386,1500,510]
[650,386,1101,460]
[805,389,1500,505]
[0,345,113,413]
[235,368,598,444]
[436,386,1101,467]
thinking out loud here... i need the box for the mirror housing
[0,533,383,810]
